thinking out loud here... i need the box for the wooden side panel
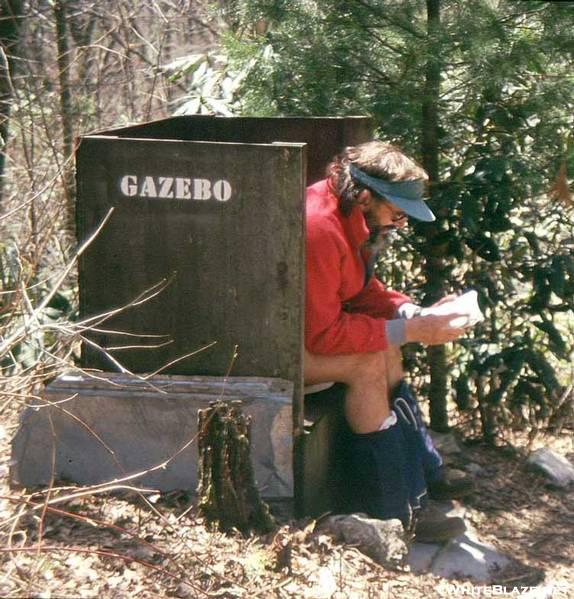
[300,386,346,517]
[76,137,305,388]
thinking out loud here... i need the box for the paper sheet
[419,290,484,329]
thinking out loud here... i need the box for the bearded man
[304,141,473,542]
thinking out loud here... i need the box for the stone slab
[11,371,293,498]
[319,513,408,570]
[407,542,441,573]
[430,528,511,583]
[527,448,574,488]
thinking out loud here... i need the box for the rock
[431,499,468,519]
[430,527,511,583]
[464,462,485,476]
[526,448,574,488]
[429,431,462,457]
[319,514,408,570]
[407,542,441,573]
[407,500,469,574]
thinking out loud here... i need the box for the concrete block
[11,371,293,498]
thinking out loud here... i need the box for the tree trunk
[54,0,76,234]
[421,0,449,431]
[197,400,276,534]
[68,5,98,108]
[0,0,24,208]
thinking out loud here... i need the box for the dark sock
[342,422,427,528]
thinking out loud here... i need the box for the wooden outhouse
[12,116,372,516]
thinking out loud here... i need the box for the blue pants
[392,380,444,484]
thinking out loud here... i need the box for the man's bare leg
[304,347,404,434]
[384,344,404,403]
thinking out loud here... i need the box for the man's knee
[349,351,388,385]
[304,349,389,387]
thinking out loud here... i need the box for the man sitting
[304,141,473,542]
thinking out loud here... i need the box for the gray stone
[11,371,293,498]
[465,462,485,476]
[407,542,441,573]
[429,431,462,457]
[527,448,574,488]
[432,499,468,519]
[430,527,511,583]
[407,501,467,574]
[319,514,408,570]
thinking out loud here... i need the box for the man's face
[360,191,408,243]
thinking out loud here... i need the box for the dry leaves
[0,410,573,598]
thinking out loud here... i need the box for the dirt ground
[0,407,572,599]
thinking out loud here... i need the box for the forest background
[0,0,573,597]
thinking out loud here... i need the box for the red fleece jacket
[305,179,411,354]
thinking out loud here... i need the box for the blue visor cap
[350,164,436,222]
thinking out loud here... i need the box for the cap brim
[349,164,436,222]
[384,192,436,222]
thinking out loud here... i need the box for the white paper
[419,290,484,329]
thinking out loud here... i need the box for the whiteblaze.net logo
[440,582,570,597]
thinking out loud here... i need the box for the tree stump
[197,400,276,534]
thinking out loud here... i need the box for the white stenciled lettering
[193,179,212,200]
[158,177,175,199]
[175,177,192,199]
[120,175,138,196]
[213,179,232,202]
[119,175,233,202]
[140,176,157,197]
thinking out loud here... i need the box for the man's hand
[404,313,467,345]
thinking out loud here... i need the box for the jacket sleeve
[346,277,411,320]
[305,222,391,355]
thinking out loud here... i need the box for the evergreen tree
[220,0,574,439]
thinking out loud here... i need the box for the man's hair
[327,141,429,216]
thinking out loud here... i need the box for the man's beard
[367,224,397,247]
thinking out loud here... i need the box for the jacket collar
[326,183,369,249]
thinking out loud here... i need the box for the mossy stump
[197,400,276,534]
